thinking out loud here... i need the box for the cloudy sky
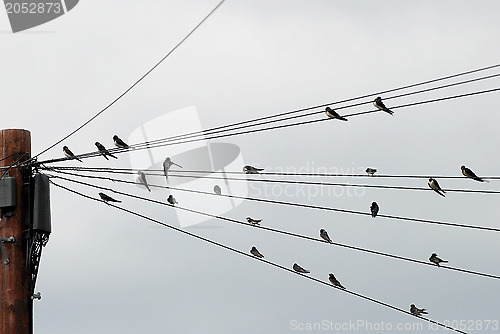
[2,1,500,333]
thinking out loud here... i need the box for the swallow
[113,135,130,149]
[250,246,264,258]
[293,263,310,274]
[99,192,121,204]
[95,142,118,160]
[214,185,222,195]
[325,107,348,121]
[246,217,262,225]
[163,157,182,183]
[370,201,379,218]
[365,168,377,176]
[428,178,445,197]
[63,146,83,162]
[328,273,346,289]
[373,96,394,115]
[137,170,151,192]
[461,165,487,183]
[410,304,428,316]
[167,194,177,206]
[320,228,332,243]
[243,165,264,174]
[429,253,448,267]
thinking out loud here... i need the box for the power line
[167,174,500,194]
[33,85,500,166]
[45,172,500,281]
[50,85,500,162]
[0,152,28,163]
[34,62,500,167]
[30,0,227,161]
[40,165,500,180]
[0,152,29,179]
[85,71,500,153]
[42,167,500,195]
[128,85,500,153]
[118,66,500,153]
[48,179,468,334]
[48,65,500,161]
[47,170,500,233]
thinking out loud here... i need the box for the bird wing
[465,168,478,178]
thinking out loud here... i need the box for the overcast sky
[2,1,500,333]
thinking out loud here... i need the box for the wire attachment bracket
[0,235,16,265]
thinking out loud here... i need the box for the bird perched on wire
[370,202,379,218]
[63,146,83,162]
[99,192,121,204]
[365,168,377,176]
[320,229,332,243]
[250,246,264,258]
[428,178,445,197]
[293,263,310,274]
[461,165,487,183]
[373,96,394,115]
[95,142,118,160]
[137,170,151,192]
[113,135,131,149]
[163,157,182,184]
[243,165,264,174]
[214,185,222,195]
[325,107,348,121]
[429,253,448,267]
[167,195,177,206]
[328,274,346,289]
[410,304,428,316]
[246,217,261,225]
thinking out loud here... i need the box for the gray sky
[2,1,500,333]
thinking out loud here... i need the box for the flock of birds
[247,216,447,315]
[60,96,489,318]
[366,166,487,198]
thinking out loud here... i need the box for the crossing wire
[49,179,468,334]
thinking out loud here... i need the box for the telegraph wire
[31,0,227,161]
[48,179,468,334]
[40,165,500,180]
[46,170,500,233]
[42,166,500,195]
[33,85,500,166]
[343,86,500,118]
[0,152,30,179]
[0,152,28,164]
[61,85,500,159]
[81,71,500,153]
[114,85,500,154]
[45,171,500,281]
[32,62,500,163]
[114,67,500,152]
[155,173,500,195]
[48,65,500,159]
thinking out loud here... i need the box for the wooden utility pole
[0,129,32,334]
